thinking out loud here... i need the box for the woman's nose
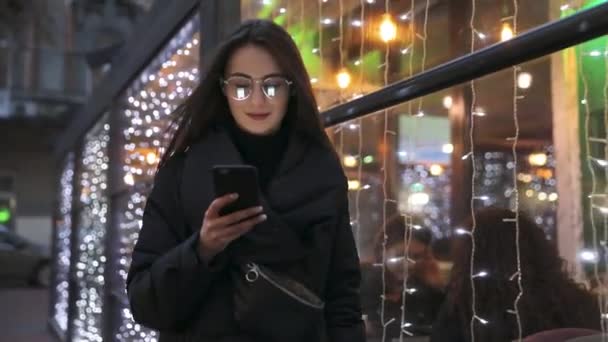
[249,83,267,106]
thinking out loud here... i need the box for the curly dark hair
[448,207,600,341]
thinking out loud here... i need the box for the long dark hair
[448,207,600,341]
[158,19,331,169]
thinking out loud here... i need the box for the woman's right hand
[198,193,266,263]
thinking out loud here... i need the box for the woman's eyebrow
[226,72,285,79]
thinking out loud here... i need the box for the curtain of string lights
[51,153,75,335]
[111,17,200,342]
[71,116,110,342]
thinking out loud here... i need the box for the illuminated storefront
[51,1,608,341]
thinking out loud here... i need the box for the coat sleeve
[325,192,366,342]
[126,154,228,331]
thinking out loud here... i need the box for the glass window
[336,36,605,342]
[243,1,607,340]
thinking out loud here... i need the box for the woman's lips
[246,112,271,121]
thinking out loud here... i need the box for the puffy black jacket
[126,127,366,342]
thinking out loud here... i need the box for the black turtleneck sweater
[225,118,290,191]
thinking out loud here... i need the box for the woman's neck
[225,116,290,189]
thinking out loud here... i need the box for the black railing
[319,3,608,127]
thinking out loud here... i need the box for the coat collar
[201,126,309,180]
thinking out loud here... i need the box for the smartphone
[212,165,261,216]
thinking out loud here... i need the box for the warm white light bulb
[473,107,486,117]
[146,152,157,165]
[379,14,397,42]
[593,158,608,167]
[337,69,351,89]
[473,270,489,278]
[343,155,358,168]
[348,180,361,190]
[477,317,489,325]
[517,72,533,89]
[579,249,598,263]
[589,50,602,57]
[501,23,514,42]
[454,228,471,235]
[408,193,430,206]
[443,96,453,109]
[528,153,547,166]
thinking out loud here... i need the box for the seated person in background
[361,214,445,339]
[431,207,600,342]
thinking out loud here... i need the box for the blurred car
[0,224,51,287]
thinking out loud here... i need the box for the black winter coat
[126,127,366,342]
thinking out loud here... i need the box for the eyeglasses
[220,75,293,101]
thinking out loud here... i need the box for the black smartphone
[212,165,261,216]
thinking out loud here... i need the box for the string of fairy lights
[398,213,415,341]
[509,2,524,340]
[114,18,200,342]
[339,0,345,157]
[603,37,608,333]
[399,0,419,333]
[468,0,483,339]
[580,29,608,335]
[72,117,110,342]
[402,1,432,339]
[466,1,525,340]
[52,153,75,334]
[317,0,324,97]
[380,0,393,339]
[353,0,365,254]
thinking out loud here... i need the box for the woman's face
[224,44,290,136]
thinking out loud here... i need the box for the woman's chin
[240,123,280,136]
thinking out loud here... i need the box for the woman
[431,208,600,342]
[126,20,365,342]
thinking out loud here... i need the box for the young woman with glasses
[126,19,365,342]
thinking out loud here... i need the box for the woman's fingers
[205,193,239,219]
[217,214,267,243]
[214,205,264,227]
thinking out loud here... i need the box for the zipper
[245,263,325,310]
